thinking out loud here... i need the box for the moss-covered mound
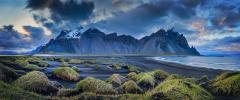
[14,71,58,95]
[120,80,142,94]
[210,72,240,96]
[2,58,39,70]
[0,81,46,100]
[28,59,49,67]
[122,65,141,73]
[151,70,169,81]
[119,94,151,100]
[68,59,83,64]
[25,64,42,70]
[165,74,185,80]
[106,74,129,87]
[76,77,116,94]
[152,79,213,100]
[53,67,79,81]
[109,64,121,70]
[57,88,81,97]
[76,92,150,100]
[59,62,69,67]
[132,73,156,90]
[46,57,65,62]
[126,72,137,78]
[0,63,18,83]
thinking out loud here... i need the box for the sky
[0,0,240,54]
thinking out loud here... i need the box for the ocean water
[151,56,240,71]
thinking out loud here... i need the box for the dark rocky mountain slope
[34,28,200,55]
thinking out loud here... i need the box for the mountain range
[33,28,200,55]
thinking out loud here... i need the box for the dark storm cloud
[26,0,94,34]
[26,0,50,10]
[26,0,94,22]
[0,25,48,50]
[93,0,206,35]
[33,14,60,34]
[22,25,45,40]
[0,25,29,49]
[50,0,94,22]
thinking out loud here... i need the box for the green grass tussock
[76,77,116,94]
[28,58,50,67]
[0,81,46,100]
[7,58,42,70]
[127,72,137,78]
[122,65,142,73]
[132,73,156,90]
[110,64,122,70]
[120,80,142,94]
[210,71,240,96]
[46,57,65,62]
[152,79,213,100]
[165,74,185,80]
[25,64,42,70]
[151,70,169,81]
[59,62,69,67]
[14,71,58,95]
[57,88,81,97]
[106,74,129,87]
[119,93,151,100]
[0,63,18,83]
[53,67,79,81]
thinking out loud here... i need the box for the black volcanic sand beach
[75,56,225,77]
[45,56,225,82]
[120,56,226,79]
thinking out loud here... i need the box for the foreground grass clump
[14,71,58,95]
[0,63,18,83]
[25,64,42,70]
[28,58,50,67]
[106,74,129,87]
[165,74,185,81]
[0,81,46,100]
[68,59,83,64]
[132,73,155,90]
[210,72,240,96]
[109,64,122,70]
[120,80,142,94]
[53,67,79,81]
[151,70,169,81]
[127,72,137,78]
[152,79,213,100]
[122,65,141,73]
[119,93,151,100]
[59,62,70,67]
[46,57,65,62]
[76,77,116,94]
[57,88,81,97]
[13,59,42,70]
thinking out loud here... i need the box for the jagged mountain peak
[82,28,105,38]
[35,27,200,55]
[56,29,81,39]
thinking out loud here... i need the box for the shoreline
[121,57,228,79]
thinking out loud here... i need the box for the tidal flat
[0,56,240,100]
